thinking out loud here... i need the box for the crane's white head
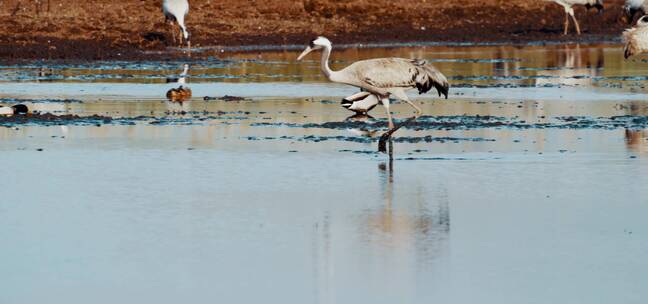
[297,37,332,61]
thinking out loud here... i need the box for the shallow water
[0,43,647,304]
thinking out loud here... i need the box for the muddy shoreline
[0,0,632,60]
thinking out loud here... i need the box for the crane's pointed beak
[297,46,313,61]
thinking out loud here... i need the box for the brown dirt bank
[0,0,632,60]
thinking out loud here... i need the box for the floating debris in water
[252,115,648,131]
[204,95,249,102]
[0,98,83,104]
[0,113,112,127]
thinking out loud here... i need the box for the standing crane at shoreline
[162,0,191,50]
[545,0,604,35]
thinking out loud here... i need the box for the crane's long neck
[320,45,336,80]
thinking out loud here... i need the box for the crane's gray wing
[347,58,449,98]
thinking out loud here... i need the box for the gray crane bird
[546,0,604,35]
[623,15,648,58]
[162,0,191,49]
[297,37,449,152]
[624,0,648,24]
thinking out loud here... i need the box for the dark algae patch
[0,113,112,127]
[0,98,83,104]
[4,112,647,131]
[244,135,495,144]
[203,95,250,102]
[253,115,648,131]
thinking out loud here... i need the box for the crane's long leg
[381,97,394,129]
[378,95,420,153]
[563,12,570,35]
[168,20,177,45]
[569,11,581,35]
[378,97,395,153]
[392,90,422,117]
[395,93,422,117]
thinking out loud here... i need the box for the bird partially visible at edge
[624,15,648,58]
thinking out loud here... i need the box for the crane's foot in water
[378,116,417,153]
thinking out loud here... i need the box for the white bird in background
[0,104,29,116]
[162,0,191,49]
[623,15,648,58]
[297,37,448,151]
[624,0,648,24]
[546,0,604,35]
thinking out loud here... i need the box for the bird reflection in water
[364,152,450,262]
[166,64,192,105]
[625,129,647,154]
[166,64,189,84]
[341,95,419,142]
[622,101,647,155]
[308,153,450,302]
[345,113,378,138]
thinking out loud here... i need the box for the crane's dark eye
[309,40,316,47]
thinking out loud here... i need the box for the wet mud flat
[0,0,631,60]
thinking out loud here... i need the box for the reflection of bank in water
[534,44,604,87]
